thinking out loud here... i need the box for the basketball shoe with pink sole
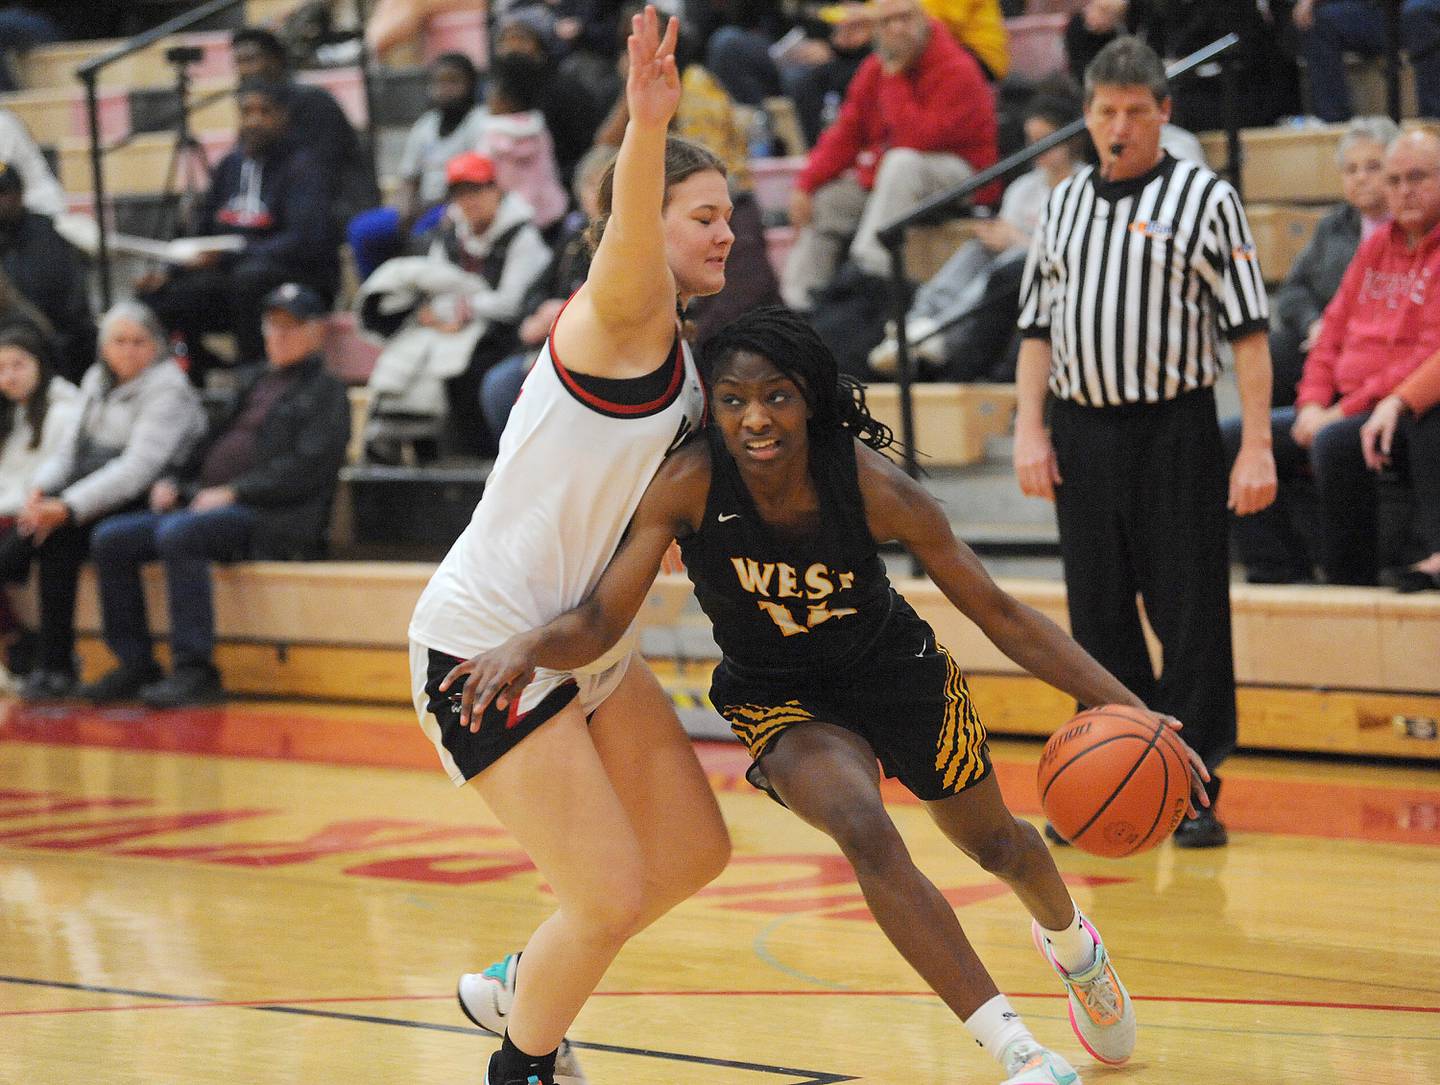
[1031,916,1136,1064]
[458,954,588,1085]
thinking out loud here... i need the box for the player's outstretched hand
[1149,712,1212,817]
[440,634,541,732]
[626,4,681,131]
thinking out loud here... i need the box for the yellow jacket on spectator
[923,0,1008,80]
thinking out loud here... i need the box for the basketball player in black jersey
[442,307,1211,1085]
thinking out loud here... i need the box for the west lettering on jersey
[731,557,859,636]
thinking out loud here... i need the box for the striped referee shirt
[1017,153,1269,407]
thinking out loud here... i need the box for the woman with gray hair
[16,300,206,701]
[1269,115,1399,406]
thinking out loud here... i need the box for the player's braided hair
[698,306,897,455]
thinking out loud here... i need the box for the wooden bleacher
[864,382,1017,467]
[14,564,1435,762]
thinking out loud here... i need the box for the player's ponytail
[698,306,899,456]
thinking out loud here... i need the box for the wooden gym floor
[1,694,1437,1084]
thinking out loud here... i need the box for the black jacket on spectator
[1269,203,1361,406]
[174,353,350,558]
[196,139,342,300]
[287,82,379,225]
[0,209,94,382]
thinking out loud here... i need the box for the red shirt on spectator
[795,16,997,197]
[1297,218,1440,416]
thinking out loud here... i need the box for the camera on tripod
[164,44,205,66]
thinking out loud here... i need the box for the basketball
[1037,705,1192,858]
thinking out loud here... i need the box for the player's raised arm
[559,9,683,354]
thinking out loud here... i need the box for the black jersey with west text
[679,431,897,681]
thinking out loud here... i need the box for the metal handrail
[77,0,380,306]
[873,33,1242,484]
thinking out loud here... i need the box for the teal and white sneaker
[1032,916,1136,1065]
[1000,1042,1081,1085]
[459,954,588,1085]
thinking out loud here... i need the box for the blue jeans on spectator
[1222,406,1377,584]
[1303,0,1440,120]
[347,203,447,279]
[479,353,530,440]
[91,506,259,671]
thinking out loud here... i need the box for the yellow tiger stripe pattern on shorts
[723,700,816,759]
[935,648,988,791]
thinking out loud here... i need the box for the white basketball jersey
[409,330,705,668]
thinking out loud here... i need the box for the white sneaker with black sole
[458,954,588,1085]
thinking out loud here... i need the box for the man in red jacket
[1226,128,1440,585]
[780,0,997,311]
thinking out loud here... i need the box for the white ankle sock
[965,993,1036,1070]
[1039,904,1098,974]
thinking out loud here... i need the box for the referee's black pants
[1050,389,1236,793]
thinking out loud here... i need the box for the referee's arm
[1014,218,1060,501]
[1228,330,1279,516]
[1014,338,1061,501]
[1213,186,1279,517]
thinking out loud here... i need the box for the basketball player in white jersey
[407,10,734,1084]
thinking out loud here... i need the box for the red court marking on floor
[4,989,1438,1019]
[3,702,1439,847]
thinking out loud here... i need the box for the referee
[1014,36,1278,848]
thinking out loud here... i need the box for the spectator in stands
[493,10,610,188]
[365,0,472,61]
[1363,350,1440,591]
[1226,128,1440,586]
[347,52,485,279]
[0,4,57,92]
[1270,116,1398,408]
[80,284,350,709]
[1294,0,1440,122]
[0,159,95,383]
[781,0,998,311]
[0,106,64,218]
[478,54,570,234]
[15,302,205,702]
[868,90,1083,381]
[358,152,551,459]
[0,323,77,692]
[231,26,377,224]
[139,81,342,387]
[1065,0,1296,130]
[787,4,876,146]
[479,145,611,441]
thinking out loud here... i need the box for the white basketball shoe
[458,954,588,1084]
[1032,916,1137,1064]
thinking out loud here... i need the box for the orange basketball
[1037,705,1191,858]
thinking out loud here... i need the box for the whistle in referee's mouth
[1100,143,1125,179]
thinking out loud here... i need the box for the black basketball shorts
[710,604,992,803]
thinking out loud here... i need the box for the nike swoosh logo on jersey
[718,513,740,522]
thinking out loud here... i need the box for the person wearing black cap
[138,80,342,387]
[80,283,350,709]
[0,157,95,383]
